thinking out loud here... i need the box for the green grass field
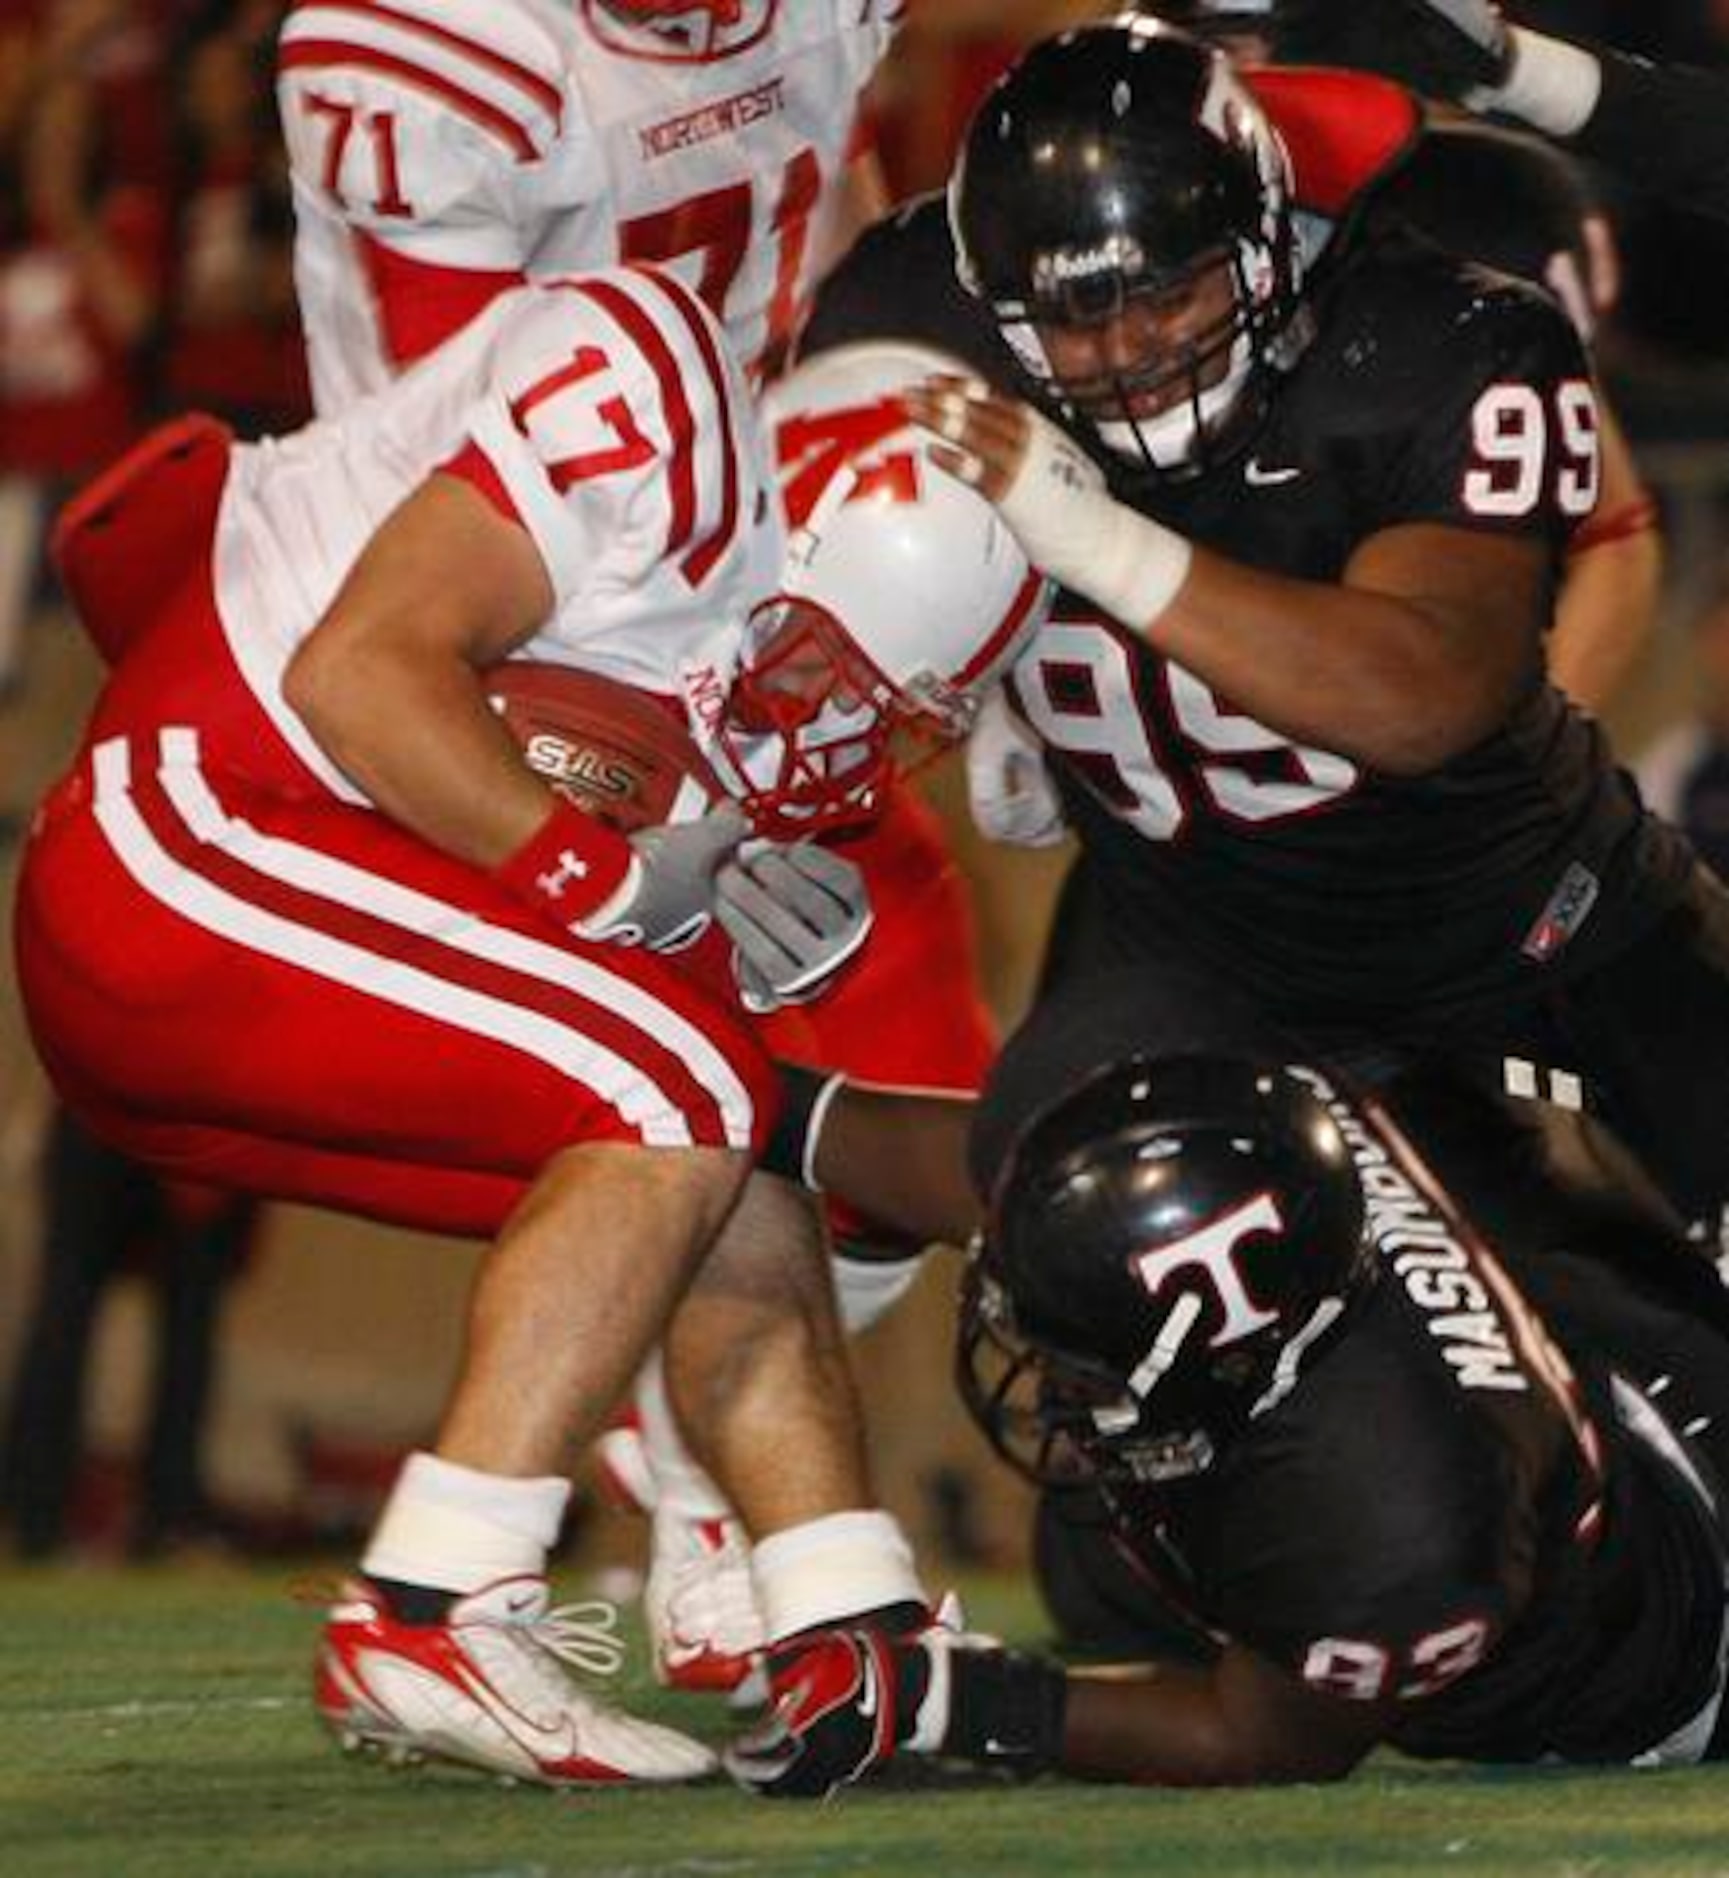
[2,1563,1725,1878]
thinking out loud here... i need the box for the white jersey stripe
[285,0,564,118]
[282,2,564,159]
[89,734,725,1151]
[151,729,757,1145]
[281,43,545,162]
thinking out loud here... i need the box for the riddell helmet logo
[1031,236,1146,294]
[581,0,777,63]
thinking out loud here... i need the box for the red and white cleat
[314,1575,716,1786]
[592,1410,659,1519]
[646,1508,766,1699]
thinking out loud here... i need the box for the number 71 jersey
[277,0,898,414]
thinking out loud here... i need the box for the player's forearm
[1062,1653,1379,1786]
[816,1081,981,1245]
[1480,25,1729,224]
[285,633,560,866]
[1547,533,1661,713]
[1149,547,1529,775]
[768,1072,981,1246]
[285,473,568,865]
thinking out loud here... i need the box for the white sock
[831,1247,926,1336]
[362,1451,571,1595]
[1477,26,1602,137]
[636,1351,733,1522]
[752,1509,925,1643]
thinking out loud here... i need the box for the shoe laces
[526,1597,628,1679]
[461,1595,628,1714]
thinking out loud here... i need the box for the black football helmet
[958,1055,1375,1489]
[948,18,1303,478]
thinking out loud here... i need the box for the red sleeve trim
[1568,495,1659,555]
[1248,68,1424,219]
[439,438,522,526]
[357,232,525,371]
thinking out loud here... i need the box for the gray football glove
[716,841,874,1014]
[577,802,749,952]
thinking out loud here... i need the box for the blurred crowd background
[3,0,1729,1575]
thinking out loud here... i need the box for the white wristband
[993,409,1192,629]
[1473,26,1602,136]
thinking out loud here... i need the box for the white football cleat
[645,1508,767,1697]
[593,1410,659,1518]
[314,1575,716,1785]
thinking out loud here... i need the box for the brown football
[484,661,720,834]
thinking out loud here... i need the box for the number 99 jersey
[277,0,899,413]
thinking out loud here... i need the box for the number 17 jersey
[277,0,897,412]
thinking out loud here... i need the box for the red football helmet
[583,0,774,63]
[712,342,1053,837]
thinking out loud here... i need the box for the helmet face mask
[711,595,896,838]
[951,19,1304,478]
[958,1055,1376,1493]
[958,1261,1222,1490]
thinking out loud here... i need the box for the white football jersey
[214,265,783,803]
[278,0,900,412]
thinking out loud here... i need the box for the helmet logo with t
[1129,1191,1284,1360]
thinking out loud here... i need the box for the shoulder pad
[280,0,569,164]
[1249,68,1424,220]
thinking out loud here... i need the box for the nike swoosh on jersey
[1244,459,1302,485]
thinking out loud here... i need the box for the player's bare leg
[661,1173,926,1682]
[666,1173,871,1530]
[437,1141,745,1473]
[317,1140,749,1788]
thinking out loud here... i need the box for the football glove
[717,840,873,1014]
[724,1598,1065,1800]
[966,686,1066,849]
[578,802,749,951]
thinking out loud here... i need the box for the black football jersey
[1109,1217,1727,1764]
[1367,118,1604,335]
[802,197,1692,1032]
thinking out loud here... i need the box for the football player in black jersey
[1131,0,1660,714]
[1292,0,1729,228]
[798,18,1729,1267]
[726,1051,1729,1794]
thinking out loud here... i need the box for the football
[484,661,720,834]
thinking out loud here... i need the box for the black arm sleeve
[1574,49,1729,226]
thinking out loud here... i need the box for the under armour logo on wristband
[536,849,590,899]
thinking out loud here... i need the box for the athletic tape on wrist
[1483,26,1602,136]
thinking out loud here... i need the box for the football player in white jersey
[18,272,1045,1788]
[276,0,901,409]
[275,0,1005,1698]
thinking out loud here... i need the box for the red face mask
[712,596,898,838]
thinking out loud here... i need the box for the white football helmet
[715,341,1054,835]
